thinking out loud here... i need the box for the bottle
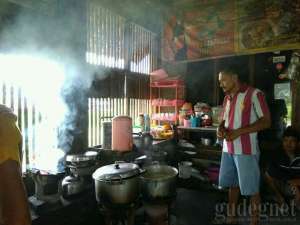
[144,114,150,132]
[136,114,144,132]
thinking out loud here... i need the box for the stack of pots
[65,150,99,177]
[62,151,99,198]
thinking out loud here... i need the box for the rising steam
[0,2,103,172]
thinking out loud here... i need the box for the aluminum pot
[92,162,141,205]
[66,151,98,167]
[140,163,178,200]
[61,175,86,198]
[68,164,99,177]
[66,151,99,176]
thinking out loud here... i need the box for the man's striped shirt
[221,85,269,155]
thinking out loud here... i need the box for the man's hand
[217,121,226,139]
[225,129,241,141]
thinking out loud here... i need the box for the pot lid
[66,151,98,163]
[92,162,139,181]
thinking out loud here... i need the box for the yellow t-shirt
[0,111,22,225]
[0,113,22,165]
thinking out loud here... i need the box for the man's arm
[225,116,271,141]
[225,89,271,141]
[0,160,31,225]
[217,120,226,138]
[239,116,271,135]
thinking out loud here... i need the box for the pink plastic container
[205,167,220,183]
[112,116,133,152]
[183,119,191,127]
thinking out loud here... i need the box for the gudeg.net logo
[213,199,297,224]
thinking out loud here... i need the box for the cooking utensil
[66,151,98,164]
[65,151,99,176]
[92,161,142,204]
[140,163,178,200]
[29,169,64,202]
[61,175,86,198]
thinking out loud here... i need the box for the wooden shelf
[150,79,185,125]
[150,84,185,88]
[152,118,176,122]
[150,80,184,88]
[177,126,217,132]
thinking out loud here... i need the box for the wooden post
[213,59,219,105]
[249,55,255,86]
[292,81,300,131]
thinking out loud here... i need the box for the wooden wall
[184,50,300,133]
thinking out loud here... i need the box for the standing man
[0,104,31,225]
[217,67,271,225]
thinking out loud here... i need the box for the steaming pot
[92,162,142,205]
[112,116,133,152]
[65,151,99,176]
[140,163,178,200]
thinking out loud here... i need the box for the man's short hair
[220,66,239,76]
[219,63,248,83]
[283,126,299,141]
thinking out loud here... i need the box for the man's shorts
[218,152,260,196]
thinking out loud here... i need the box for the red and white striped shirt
[221,85,269,155]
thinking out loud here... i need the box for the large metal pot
[29,169,64,202]
[92,162,141,205]
[66,151,98,167]
[66,151,99,176]
[140,164,178,200]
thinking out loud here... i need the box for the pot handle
[139,168,146,174]
[104,174,123,184]
[114,161,125,169]
[151,161,160,165]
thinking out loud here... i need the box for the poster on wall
[162,0,235,62]
[236,0,300,53]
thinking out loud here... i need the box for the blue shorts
[218,152,260,196]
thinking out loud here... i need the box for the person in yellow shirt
[0,104,31,225]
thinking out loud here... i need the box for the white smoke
[0,2,106,172]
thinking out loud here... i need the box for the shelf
[152,118,177,122]
[151,99,185,107]
[152,105,177,107]
[150,79,184,88]
[150,83,185,88]
[150,79,185,126]
[177,126,217,132]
